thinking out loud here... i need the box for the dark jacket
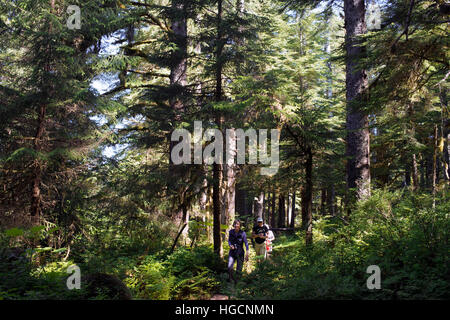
[228,229,249,257]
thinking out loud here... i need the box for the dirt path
[209,249,279,300]
[210,293,229,300]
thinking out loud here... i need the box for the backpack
[264,224,275,253]
[265,224,275,241]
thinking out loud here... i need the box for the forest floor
[2,191,448,300]
[214,233,298,300]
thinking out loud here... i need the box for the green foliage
[0,248,85,300]
[233,190,449,300]
[124,256,174,300]
[0,0,448,302]
[168,246,222,299]
[123,246,221,300]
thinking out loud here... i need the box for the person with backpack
[227,220,249,283]
[265,223,275,254]
[252,217,269,260]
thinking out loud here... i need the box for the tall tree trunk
[213,163,223,257]
[263,192,268,222]
[325,17,336,217]
[301,186,306,229]
[412,153,419,191]
[235,183,246,216]
[344,0,370,204]
[426,154,432,189]
[432,125,438,208]
[31,0,56,225]
[439,85,449,182]
[220,0,245,232]
[327,184,336,216]
[445,123,450,181]
[221,129,236,244]
[225,160,236,227]
[302,147,313,245]
[446,132,450,182]
[404,156,411,188]
[169,0,188,230]
[247,192,253,216]
[254,192,264,220]
[290,192,296,228]
[271,190,276,228]
[420,157,426,188]
[437,158,441,184]
[264,192,267,221]
[213,0,224,258]
[169,0,187,133]
[277,194,285,228]
[30,104,46,225]
[236,0,245,72]
[320,188,327,215]
[288,194,292,226]
[181,204,189,245]
[407,103,419,191]
[199,165,211,240]
[207,185,214,243]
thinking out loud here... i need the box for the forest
[0,0,449,300]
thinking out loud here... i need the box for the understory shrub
[234,190,449,300]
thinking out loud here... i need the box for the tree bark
[439,85,449,182]
[277,194,286,228]
[325,16,336,217]
[168,0,187,128]
[446,124,450,181]
[302,146,313,245]
[344,0,370,204]
[271,191,276,228]
[30,104,46,224]
[254,192,264,220]
[213,0,224,258]
[235,183,246,216]
[168,0,188,230]
[411,153,419,191]
[199,166,208,211]
[327,184,336,216]
[290,192,296,228]
[420,157,426,188]
[432,125,438,208]
[407,103,419,191]
[221,129,236,244]
[213,163,223,257]
[220,0,244,232]
[170,222,188,254]
[31,0,56,224]
[320,188,327,215]
[404,160,411,187]
[426,154,432,189]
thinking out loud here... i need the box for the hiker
[265,223,275,254]
[227,220,249,283]
[252,217,269,260]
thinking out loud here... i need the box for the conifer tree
[0,0,123,227]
